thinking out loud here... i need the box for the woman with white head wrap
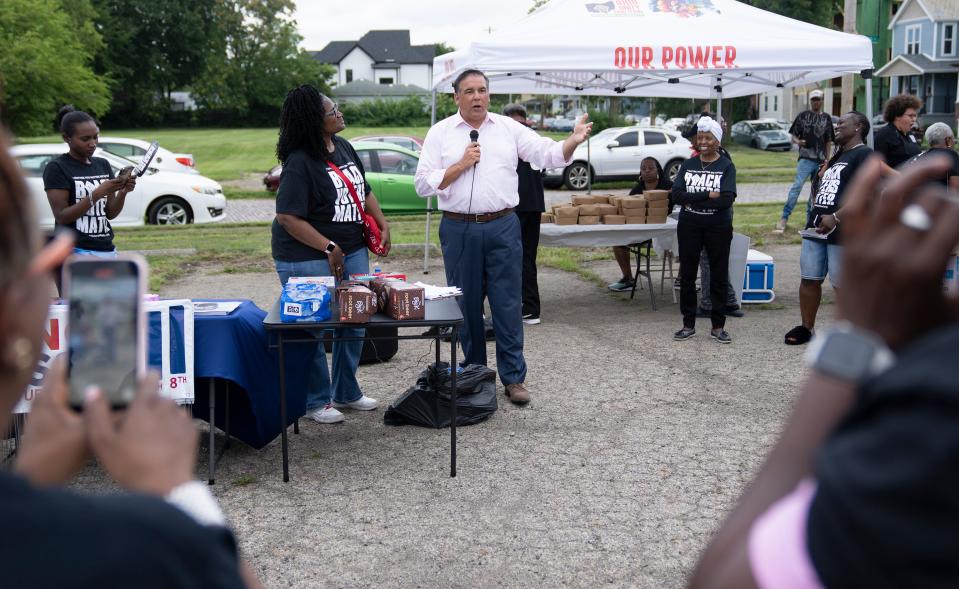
[670,116,738,344]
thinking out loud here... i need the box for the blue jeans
[781,158,821,221]
[73,247,117,258]
[800,239,843,287]
[439,213,526,385]
[275,248,370,411]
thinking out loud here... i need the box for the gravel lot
[148,241,832,588]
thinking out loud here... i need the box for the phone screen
[67,259,142,408]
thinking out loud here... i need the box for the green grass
[19,126,798,184]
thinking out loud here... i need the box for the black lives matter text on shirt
[671,155,736,227]
[271,135,369,262]
[42,154,116,251]
[789,110,835,163]
[805,145,872,245]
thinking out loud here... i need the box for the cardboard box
[619,197,647,210]
[624,213,647,224]
[603,215,626,224]
[541,213,554,223]
[646,205,669,217]
[335,283,376,323]
[577,204,600,216]
[578,215,600,225]
[596,204,619,217]
[571,196,593,206]
[644,189,670,202]
[591,196,610,204]
[370,279,425,320]
[554,206,579,219]
[556,216,578,225]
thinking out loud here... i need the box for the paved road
[227,182,807,223]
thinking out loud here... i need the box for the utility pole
[841,0,858,113]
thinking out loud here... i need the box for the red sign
[614,45,738,70]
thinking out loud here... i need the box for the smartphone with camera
[64,254,147,409]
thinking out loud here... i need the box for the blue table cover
[190,300,316,449]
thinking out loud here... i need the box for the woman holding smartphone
[272,84,391,425]
[670,116,737,344]
[43,106,136,257]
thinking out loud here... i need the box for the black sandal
[784,325,812,345]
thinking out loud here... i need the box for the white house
[311,30,435,92]
[876,0,959,127]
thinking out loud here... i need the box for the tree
[433,43,456,57]
[92,0,221,126]
[0,0,111,136]
[742,0,834,27]
[191,0,334,125]
[529,0,550,13]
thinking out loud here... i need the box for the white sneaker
[306,404,344,424]
[522,314,541,325]
[333,395,379,411]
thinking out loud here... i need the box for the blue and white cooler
[742,249,775,304]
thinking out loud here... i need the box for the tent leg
[586,135,592,195]
[424,90,438,274]
[864,74,875,149]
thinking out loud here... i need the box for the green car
[351,141,426,214]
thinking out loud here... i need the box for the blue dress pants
[439,213,527,386]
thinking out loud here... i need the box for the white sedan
[543,127,692,190]
[12,144,227,227]
[98,136,199,175]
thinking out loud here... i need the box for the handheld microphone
[469,130,479,167]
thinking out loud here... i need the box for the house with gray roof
[311,30,436,93]
[876,0,959,126]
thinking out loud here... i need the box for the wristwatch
[324,241,337,254]
[804,321,895,384]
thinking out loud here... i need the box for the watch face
[817,332,876,382]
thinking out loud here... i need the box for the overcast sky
[294,0,535,51]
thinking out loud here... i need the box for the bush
[338,96,431,127]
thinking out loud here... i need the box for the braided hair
[0,133,37,292]
[56,105,95,137]
[276,85,332,164]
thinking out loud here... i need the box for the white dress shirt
[414,111,571,213]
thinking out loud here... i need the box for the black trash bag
[384,362,497,428]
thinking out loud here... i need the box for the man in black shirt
[775,89,834,234]
[504,104,545,325]
[905,122,959,189]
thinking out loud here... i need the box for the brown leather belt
[443,208,514,224]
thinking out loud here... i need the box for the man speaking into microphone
[415,69,592,405]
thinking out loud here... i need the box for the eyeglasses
[325,103,339,118]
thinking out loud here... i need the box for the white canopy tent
[421,0,875,271]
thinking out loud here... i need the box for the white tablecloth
[539,218,677,253]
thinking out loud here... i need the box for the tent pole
[586,134,592,195]
[863,70,875,149]
[424,90,437,274]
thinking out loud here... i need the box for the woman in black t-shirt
[608,157,672,292]
[43,106,137,256]
[874,94,922,169]
[271,85,391,425]
[670,117,737,344]
[785,112,873,346]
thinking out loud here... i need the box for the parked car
[350,134,424,153]
[262,141,427,213]
[730,120,792,151]
[663,117,687,133]
[545,117,575,132]
[542,127,692,190]
[98,136,198,174]
[12,144,226,227]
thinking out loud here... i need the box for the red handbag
[325,160,388,256]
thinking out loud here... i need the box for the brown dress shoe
[505,383,531,405]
